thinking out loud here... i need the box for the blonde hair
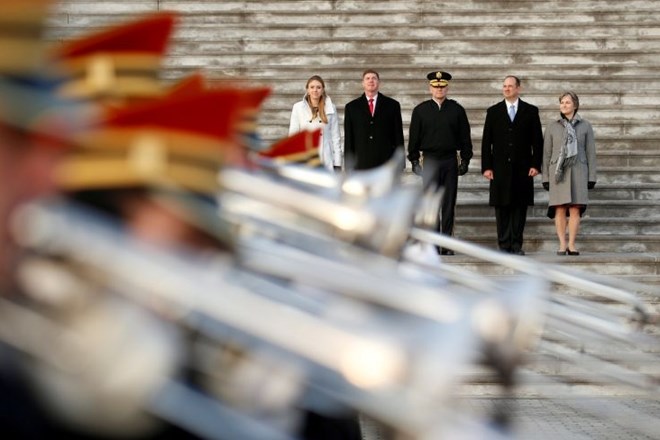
[305,75,328,124]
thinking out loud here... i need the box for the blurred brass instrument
[1,150,657,439]
[5,197,515,439]
[220,151,659,438]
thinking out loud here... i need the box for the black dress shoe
[556,250,567,255]
[567,249,580,256]
[440,249,455,256]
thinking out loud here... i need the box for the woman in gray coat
[541,91,597,255]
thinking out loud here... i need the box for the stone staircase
[49,0,660,290]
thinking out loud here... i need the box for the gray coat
[541,114,597,216]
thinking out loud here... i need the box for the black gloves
[588,181,596,190]
[542,182,549,191]
[411,161,422,176]
[458,160,469,176]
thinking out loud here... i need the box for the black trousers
[301,411,362,440]
[422,157,458,237]
[494,205,528,252]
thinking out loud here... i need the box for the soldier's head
[0,0,91,286]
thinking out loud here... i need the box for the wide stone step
[54,0,656,14]
[438,252,660,277]
[454,217,660,237]
[253,86,660,106]
[462,152,660,169]
[169,38,660,57]
[458,234,660,253]
[163,53,660,72]
[457,167,660,185]
[82,10,659,27]
[457,183,660,202]
[454,200,660,218]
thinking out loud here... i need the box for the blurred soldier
[0,0,98,437]
[55,85,360,440]
[39,87,250,440]
[0,7,234,439]
[4,6,358,439]
[50,11,178,108]
[257,128,323,166]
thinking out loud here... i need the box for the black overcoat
[480,99,543,206]
[344,93,404,170]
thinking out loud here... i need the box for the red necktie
[368,98,374,116]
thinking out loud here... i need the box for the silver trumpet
[225,153,659,438]
[5,198,514,439]
[407,226,660,439]
[216,166,552,427]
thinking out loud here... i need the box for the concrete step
[454,217,660,237]
[438,252,660,277]
[456,183,660,202]
[463,152,660,169]
[455,234,660,253]
[60,9,660,27]
[58,0,652,14]
[168,38,660,58]
[159,51,660,72]
[457,168,660,185]
[454,201,660,219]
[263,87,660,111]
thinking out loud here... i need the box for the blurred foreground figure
[50,10,177,108]
[0,0,98,437]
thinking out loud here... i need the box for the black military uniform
[408,71,473,255]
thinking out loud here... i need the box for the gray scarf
[555,114,580,183]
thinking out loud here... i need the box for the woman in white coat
[541,91,597,256]
[288,75,343,171]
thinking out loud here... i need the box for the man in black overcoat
[344,69,404,170]
[481,75,543,255]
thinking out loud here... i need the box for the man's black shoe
[440,249,455,256]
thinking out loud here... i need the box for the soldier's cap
[165,72,207,98]
[256,129,322,167]
[427,71,452,87]
[58,86,271,195]
[0,0,95,147]
[204,79,271,151]
[0,0,55,75]
[50,12,177,101]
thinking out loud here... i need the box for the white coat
[288,94,342,170]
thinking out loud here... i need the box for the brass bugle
[254,148,407,201]
[0,296,296,440]
[10,198,508,438]
[409,227,653,324]
[219,167,421,258]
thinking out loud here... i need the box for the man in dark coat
[344,69,404,170]
[408,70,473,255]
[481,75,543,255]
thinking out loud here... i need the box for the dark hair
[559,91,580,113]
[305,75,328,124]
[362,69,380,80]
[504,75,521,87]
